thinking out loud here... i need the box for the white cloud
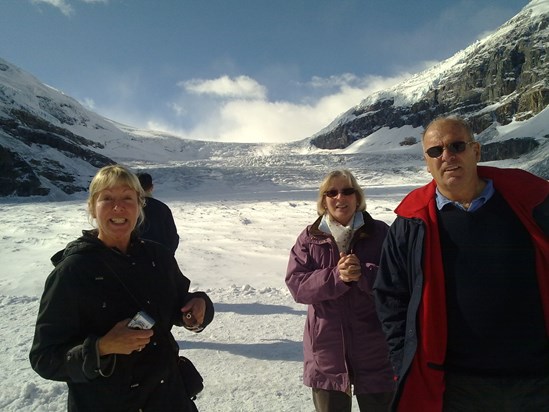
[148,72,410,144]
[94,71,411,144]
[168,102,187,117]
[309,73,364,89]
[31,0,108,16]
[32,0,74,15]
[81,97,96,110]
[180,75,267,100]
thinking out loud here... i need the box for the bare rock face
[0,145,47,196]
[0,108,114,196]
[481,138,541,162]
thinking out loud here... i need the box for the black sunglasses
[425,141,475,158]
[324,188,356,198]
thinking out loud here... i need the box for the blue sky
[0,0,528,143]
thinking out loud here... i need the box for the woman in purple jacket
[286,169,394,412]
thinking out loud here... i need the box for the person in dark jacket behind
[29,165,214,412]
[286,169,394,412]
[374,116,549,412]
[137,172,180,254]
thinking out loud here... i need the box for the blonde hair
[316,169,366,216]
[87,164,146,228]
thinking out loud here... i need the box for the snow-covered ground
[0,145,434,412]
[0,124,546,411]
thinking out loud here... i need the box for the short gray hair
[422,115,475,142]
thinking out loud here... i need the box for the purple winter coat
[286,211,394,395]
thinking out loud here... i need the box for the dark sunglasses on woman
[324,188,356,198]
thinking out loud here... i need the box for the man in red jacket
[374,116,549,412]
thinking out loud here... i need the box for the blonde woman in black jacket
[29,165,214,412]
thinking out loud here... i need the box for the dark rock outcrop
[481,137,541,162]
[0,108,114,196]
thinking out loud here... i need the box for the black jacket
[140,196,180,254]
[29,230,214,412]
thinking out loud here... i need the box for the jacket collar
[310,211,376,238]
[395,165,549,220]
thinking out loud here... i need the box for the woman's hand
[338,252,362,282]
[181,298,206,331]
[97,319,154,356]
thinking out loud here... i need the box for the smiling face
[323,176,358,226]
[92,185,140,252]
[423,118,481,201]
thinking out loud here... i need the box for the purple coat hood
[286,211,394,394]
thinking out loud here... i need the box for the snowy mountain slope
[310,0,549,173]
[0,56,429,198]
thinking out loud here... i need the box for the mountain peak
[311,1,548,160]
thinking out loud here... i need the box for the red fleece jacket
[395,166,549,412]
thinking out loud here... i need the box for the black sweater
[438,192,548,376]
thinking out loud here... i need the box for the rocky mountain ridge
[310,0,548,162]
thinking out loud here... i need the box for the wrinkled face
[423,120,481,198]
[323,176,358,226]
[92,185,140,250]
